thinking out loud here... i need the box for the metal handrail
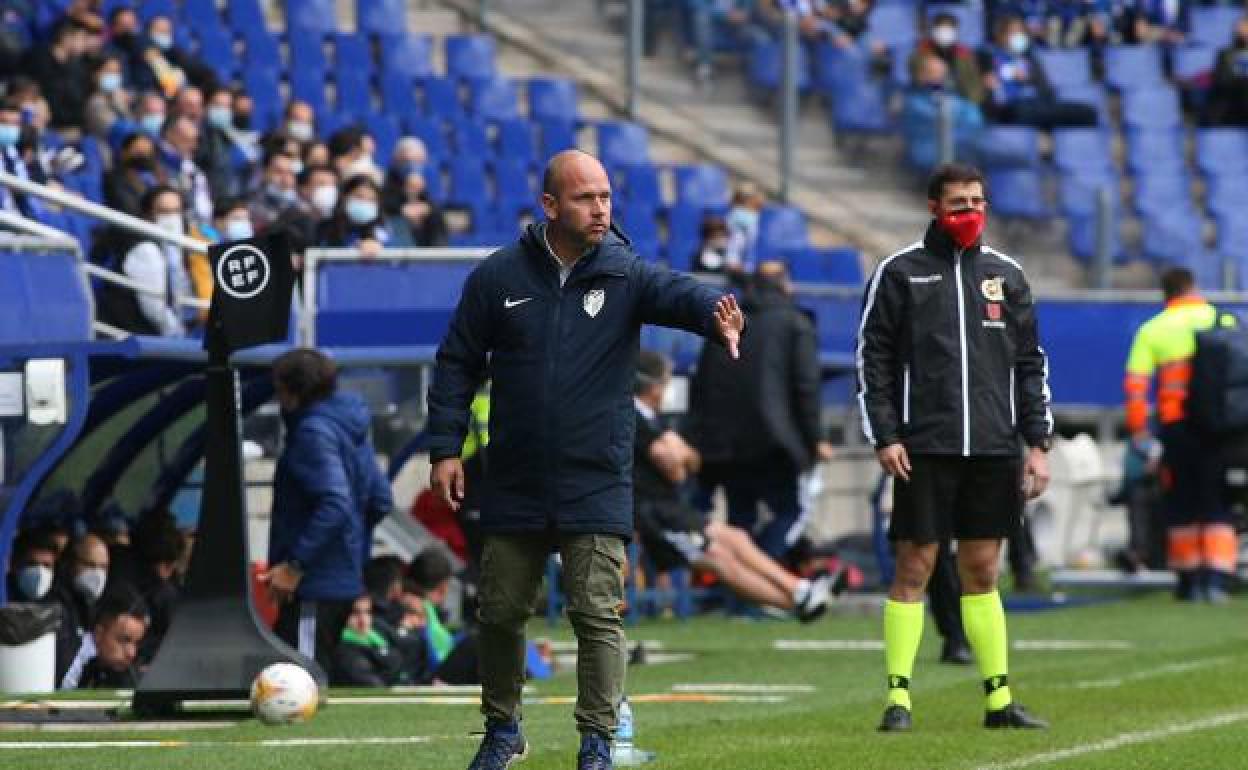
[0,170,209,253]
[0,209,79,246]
[80,262,209,310]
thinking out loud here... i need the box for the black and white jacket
[856,222,1053,456]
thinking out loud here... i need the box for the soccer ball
[250,662,319,725]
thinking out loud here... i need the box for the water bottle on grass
[612,696,657,765]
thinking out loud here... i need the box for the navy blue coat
[269,392,394,601]
[427,224,724,538]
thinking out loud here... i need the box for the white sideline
[0,736,434,750]
[1068,657,1230,689]
[671,684,817,693]
[977,711,1248,769]
[775,639,1135,652]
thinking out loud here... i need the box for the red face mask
[938,208,985,249]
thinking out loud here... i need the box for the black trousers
[274,598,354,675]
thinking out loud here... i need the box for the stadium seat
[1132,171,1193,217]
[1052,128,1113,175]
[445,157,490,216]
[380,72,419,120]
[1067,213,1126,265]
[1058,170,1120,219]
[181,0,220,27]
[827,79,893,134]
[421,76,465,120]
[496,118,537,166]
[334,32,373,80]
[665,205,704,272]
[286,0,337,35]
[538,119,578,162]
[290,66,330,120]
[1120,86,1183,130]
[1190,6,1241,48]
[226,0,266,35]
[1104,45,1165,91]
[757,205,808,258]
[468,77,520,122]
[1124,128,1185,175]
[494,157,536,212]
[445,34,497,80]
[866,3,918,48]
[528,77,580,124]
[194,24,236,83]
[672,164,730,210]
[242,30,282,74]
[924,4,983,46]
[974,126,1041,169]
[987,169,1051,219]
[0,249,92,344]
[747,39,811,93]
[1141,209,1205,265]
[617,162,663,212]
[138,0,176,24]
[243,69,282,131]
[813,41,870,95]
[1036,49,1092,88]
[1194,129,1248,178]
[782,246,863,286]
[289,27,328,73]
[449,120,492,158]
[335,69,373,118]
[1172,45,1217,84]
[597,121,650,168]
[1207,176,1248,222]
[358,0,409,37]
[1055,83,1110,125]
[380,34,434,78]
[364,114,400,167]
[617,204,662,262]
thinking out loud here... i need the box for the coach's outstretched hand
[715,294,745,359]
[431,457,466,512]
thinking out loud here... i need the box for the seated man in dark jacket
[978,15,1098,128]
[332,594,403,687]
[1209,16,1248,127]
[634,351,843,622]
[59,584,148,689]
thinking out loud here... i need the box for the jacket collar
[923,218,982,261]
[520,221,634,280]
[1165,294,1207,309]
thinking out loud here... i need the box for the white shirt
[59,632,96,690]
[123,240,188,336]
[634,397,657,422]
[541,223,577,287]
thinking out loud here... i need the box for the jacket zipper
[1009,368,1016,427]
[953,249,970,456]
[902,364,910,425]
[544,274,564,527]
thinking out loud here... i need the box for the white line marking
[670,684,817,693]
[0,736,435,750]
[1068,657,1230,689]
[0,722,236,733]
[977,711,1248,769]
[775,639,1134,652]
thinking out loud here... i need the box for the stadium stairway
[433,0,1085,290]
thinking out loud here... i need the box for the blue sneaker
[467,724,528,769]
[577,731,613,770]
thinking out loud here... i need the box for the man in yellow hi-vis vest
[1124,267,1237,602]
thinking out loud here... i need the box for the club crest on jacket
[583,288,604,317]
[981,276,1004,302]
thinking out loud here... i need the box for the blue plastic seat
[1104,45,1165,91]
[181,0,221,28]
[226,0,266,35]
[403,116,451,161]
[421,76,465,120]
[757,205,808,258]
[924,4,983,46]
[243,69,282,131]
[1173,44,1217,83]
[494,158,536,212]
[665,205,703,272]
[496,118,537,166]
[597,121,650,168]
[528,77,579,123]
[827,79,893,134]
[1036,48,1092,88]
[672,164,730,210]
[987,169,1051,219]
[445,34,496,80]
[289,27,328,72]
[617,162,663,212]
[1052,128,1113,175]
[1066,212,1126,265]
[539,120,577,162]
[335,69,373,117]
[1132,171,1193,217]
[1058,171,1119,219]
[335,32,373,77]
[290,67,330,119]
[617,204,662,262]
[814,41,870,95]
[380,34,434,78]
[449,120,491,158]
[445,157,490,213]
[243,30,282,74]
[286,0,336,35]
[782,246,864,285]
[1056,83,1110,125]
[1142,209,1205,265]
[0,249,91,343]
[748,39,811,92]
[138,0,176,24]
[1190,7,1242,48]
[194,24,236,83]
[469,77,520,122]
[1207,177,1248,222]
[365,114,400,167]
[1121,86,1182,130]
[974,125,1041,169]
[866,3,918,48]
[1125,129,1185,175]
[358,0,408,37]
[381,72,419,120]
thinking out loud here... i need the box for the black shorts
[636,498,710,571]
[889,454,1024,544]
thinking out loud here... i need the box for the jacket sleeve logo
[583,288,605,318]
[981,276,1004,302]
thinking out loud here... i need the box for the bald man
[428,150,745,770]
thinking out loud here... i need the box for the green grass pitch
[4,594,1247,769]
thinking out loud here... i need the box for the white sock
[794,578,812,605]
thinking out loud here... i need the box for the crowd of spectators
[0,2,451,339]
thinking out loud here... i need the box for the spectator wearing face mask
[103,132,162,217]
[50,534,112,680]
[0,99,35,216]
[978,15,1099,127]
[909,12,985,105]
[384,171,447,248]
[283,100,317,146]
[381,137,431,214]
[328,126,379,184]
[59,584,149,690]
[21,18,89,131]
[5,528,60,604]
[133,89,167,139]
[96,184,192,336]
[692,215,742,276]
[248,148,300,233]
[196,86,246,200]
[213,197,255,243]
[133,14,216,99]
[317,174,389,256]
[84,52,133,148]
[276,163,338,254]
[725,181,765,269]
[901,54,985,172]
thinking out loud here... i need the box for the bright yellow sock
[961,590,1012,711]
[883,599,924,710]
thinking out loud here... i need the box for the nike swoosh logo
[504,297,533,309]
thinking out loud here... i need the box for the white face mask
[287,120,313,143]
[1008,32,1029,54]
[311,185,338,216]
[932,25,957,47]
[73,567,108,602]
[156,213,184,237]
[16,564,53,601]
[225,218,253,241]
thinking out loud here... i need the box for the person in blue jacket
[263,348,394,673]
[428,149,745,770]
